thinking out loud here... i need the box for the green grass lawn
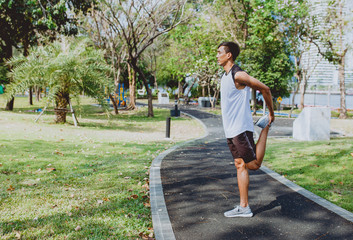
[265,138,353,212]
[0,96,203,239]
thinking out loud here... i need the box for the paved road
[158,106,353,240]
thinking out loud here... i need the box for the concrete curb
[150,111,208,240]
[260,165,353,222]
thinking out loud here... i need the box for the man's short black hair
[218,42,240,61]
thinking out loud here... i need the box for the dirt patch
[0,112,206,143]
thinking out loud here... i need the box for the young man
[217,42,275,217]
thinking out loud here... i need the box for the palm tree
[5,37,113,123]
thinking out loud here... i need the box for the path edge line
[150,111,208,240]
[260,165,353,222]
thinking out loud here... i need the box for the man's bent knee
[234,158,246,170]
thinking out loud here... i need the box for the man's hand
[269,112,275,126]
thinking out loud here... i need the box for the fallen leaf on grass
[128,194,139,200]
[46,168,56,172]
[139,232,148,239]
[15,231,21,240]
[51,204,58,208]
[75,226,81,231]
[330,180,335,183]
[103,198,110,202]
[351,153,353,157]
[53,150,64,156]
[139,231,154,240]
[144,202,151,207]
[0,163,2,167]
[310,164,320,168]
[7,185,15,191]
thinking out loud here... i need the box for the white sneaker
[254,114,271,129]
[224,205,253,218]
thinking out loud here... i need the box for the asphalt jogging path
[150,106,353,240]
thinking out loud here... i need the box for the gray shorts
[227,131,256,163]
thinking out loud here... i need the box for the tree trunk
[4,38,14,110]
[178,80,183,102]
[289,86,299,118]
[251,89,257,115]
[110,44,119,115]
[127,64,136,110]
[5,98,14,111]
[338,2,347,119]
[35,87,41,101]
[209,88,219,109]
[338,57,347,119]
[299,73,307,110]
[29,87,33,105]
[109,93,119,115]
[130,59,154,117]
[55,91,69,123]
[154,71,158,90]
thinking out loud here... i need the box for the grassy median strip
[0,97,202,239]
[265,138,353,212]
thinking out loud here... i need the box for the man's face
[217,46,231,66]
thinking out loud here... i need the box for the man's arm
[234,71,275,125]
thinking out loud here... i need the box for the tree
[156,24,195,99]
[215,0,257,112]
[0,0,95,110]
[82,6,127,114]
[215,0,293,112]
[99,0,189,117]
[5,38,112,123]
[274,0,321,116]
[157,4,226,104]
[314,0,352,119]
[239,0,294,102]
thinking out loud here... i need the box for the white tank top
[220,66,254,138]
